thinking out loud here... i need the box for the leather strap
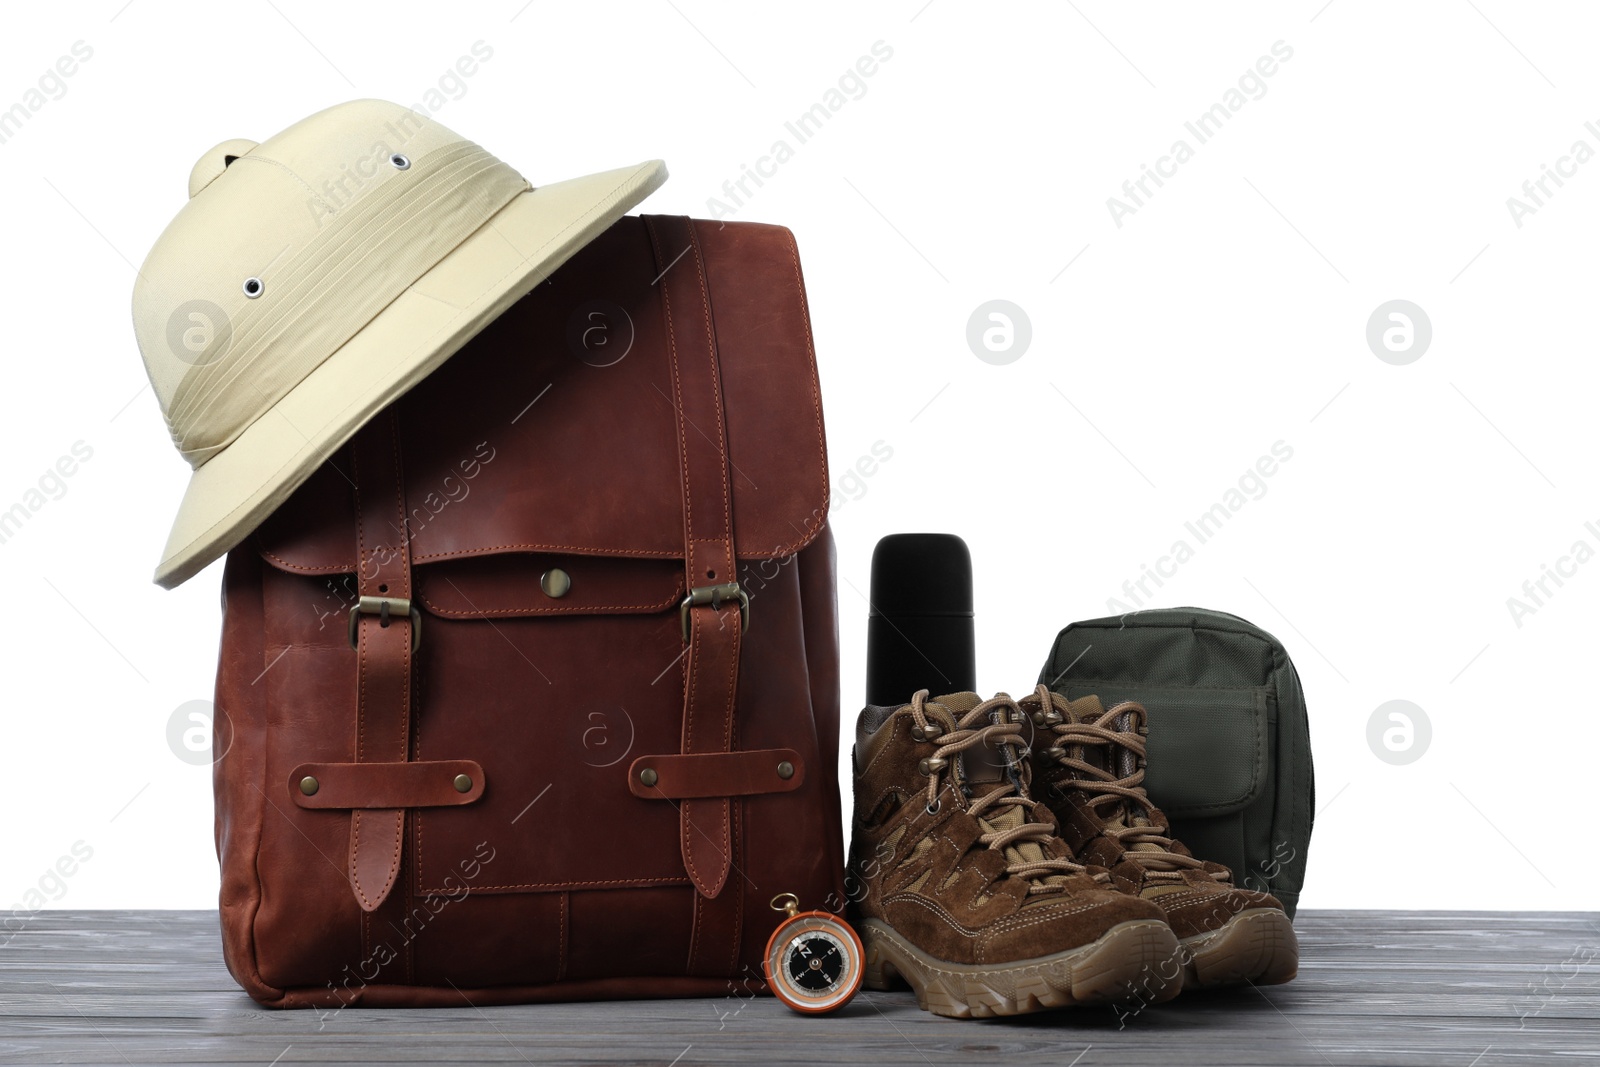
[290,760,484,809]
[348,410,417,916]
[628,750,803,800]
[645,215,745,977]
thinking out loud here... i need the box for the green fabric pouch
[1037,607,1314,916]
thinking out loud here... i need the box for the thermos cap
[867,533,974,616]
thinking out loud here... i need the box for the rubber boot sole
[1179,907,1299,989]
[860,918,1182,1019]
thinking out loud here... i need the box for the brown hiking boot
[847,690,1182,1018]
[1024,686,1299,990]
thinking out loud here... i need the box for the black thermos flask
[865,533,976,706]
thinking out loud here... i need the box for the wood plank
[0,910,1595,1066]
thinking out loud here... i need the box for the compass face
[785,931,847,992]
[765,913,863,1014]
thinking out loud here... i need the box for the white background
[2,0,1594,913]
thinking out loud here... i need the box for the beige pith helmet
[132,99,666,588]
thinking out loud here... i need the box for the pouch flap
[1059,683,1270,818]
[254,216,827,578]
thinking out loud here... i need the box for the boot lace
[908,690,1096,893]
[1031,685,1226,883]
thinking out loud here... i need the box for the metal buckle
[679,581,749,643]
[347,595,422,652]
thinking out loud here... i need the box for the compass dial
[764,913,863,1014]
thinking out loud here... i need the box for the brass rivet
[298,776,319,796]
[453,774,473,793]
[776,761,794,780]
[540,568,571,598]
[639,767,658,788]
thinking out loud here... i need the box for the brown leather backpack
[212,215,844,1008]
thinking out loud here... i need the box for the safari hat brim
[151,159,664,589]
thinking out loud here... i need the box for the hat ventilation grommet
[389,153,411,170]
[242,277,265,299]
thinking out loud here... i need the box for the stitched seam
[975,902,1115,964]
[880,892,980,939]
[388,417,418,900]
[858,716,906,780]
[260,543,684,573]
[353,441,368,765]
[419,876,694,892]
[350,812,374,910]
[382,811,403,909]
[781,225,826,545]
[258,542,344,572]
[416,585,682,616]
[729,799,744,975]
[241,573,279,1000]
[688,221,737,601]
[682,635,709,891]
[985,898,1107,937]
[557,893,568,982]
[418,544,680,561]
[648,217,700,772]
[687,882,703,970]
[687,226,742,807]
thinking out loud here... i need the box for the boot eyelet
[925,800,941,815]
[910,724,941,742]
[918,757,946,776]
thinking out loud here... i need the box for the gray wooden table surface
[1,910,1596,1066]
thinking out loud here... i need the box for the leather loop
[290,760,484,809]
[628,750,803,800]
